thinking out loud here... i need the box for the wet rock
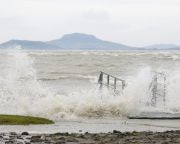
[3,135,10,140]
[5,141,14,144]
[16,141,24,144]
[66,137,79,142]
[21,132,29,136]
[113,130,121,134]
[93,136,100,141]
[64,132,69,136]
[54,132,63,136]
[77,134,85,138]
[54,140,65,144]
[10,132,17,135]
[125,132,131,136]
[55,137,66,141]
[161,142,169,144]
[132,131,138,136]
[30,135,42,143]
[17,135,23,139]
[1,130,180,144]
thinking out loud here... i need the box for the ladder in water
[98,71,167,103]
[149,72,166,107]
[98,71,126,94]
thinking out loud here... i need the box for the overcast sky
[0,0,180,46]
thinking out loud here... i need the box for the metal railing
[98,71,126,93]
[97,71,167,104]
[149,72,166,107]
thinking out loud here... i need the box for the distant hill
[0,40,59,50]
[0,33,179,50]
[47,33,132,50]
[144,44,180,50]
[0,33,132,50]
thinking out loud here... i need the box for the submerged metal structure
[98,71,167,104]
[98,71,126,94]
[149,72,167,107]
[98,71,180,119]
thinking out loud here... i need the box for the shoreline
[1,119,180,134]
[1,130,180,143]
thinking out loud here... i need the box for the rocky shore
[1,130,180,144]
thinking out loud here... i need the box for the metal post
[122,80,125,90]
[98,72,103,89]
[163,75,166,106]
[107,75,110,87]
[152,75,157,107]
[114,78,117,92]
[98,71,125,94]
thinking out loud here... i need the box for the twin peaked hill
[0,33,179,50]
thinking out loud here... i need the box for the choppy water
[1,49,180,121]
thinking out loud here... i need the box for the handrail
[98,71,126,92]
[99,71,125,82]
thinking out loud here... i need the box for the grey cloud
[0,0,180,46]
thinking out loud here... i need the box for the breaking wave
[0,49,180,121]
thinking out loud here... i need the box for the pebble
[21,132,29,136]
[0,131,180,143]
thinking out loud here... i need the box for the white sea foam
[1,50,180,121]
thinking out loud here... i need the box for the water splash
[1,50,180,121]
[0,49,54,116]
